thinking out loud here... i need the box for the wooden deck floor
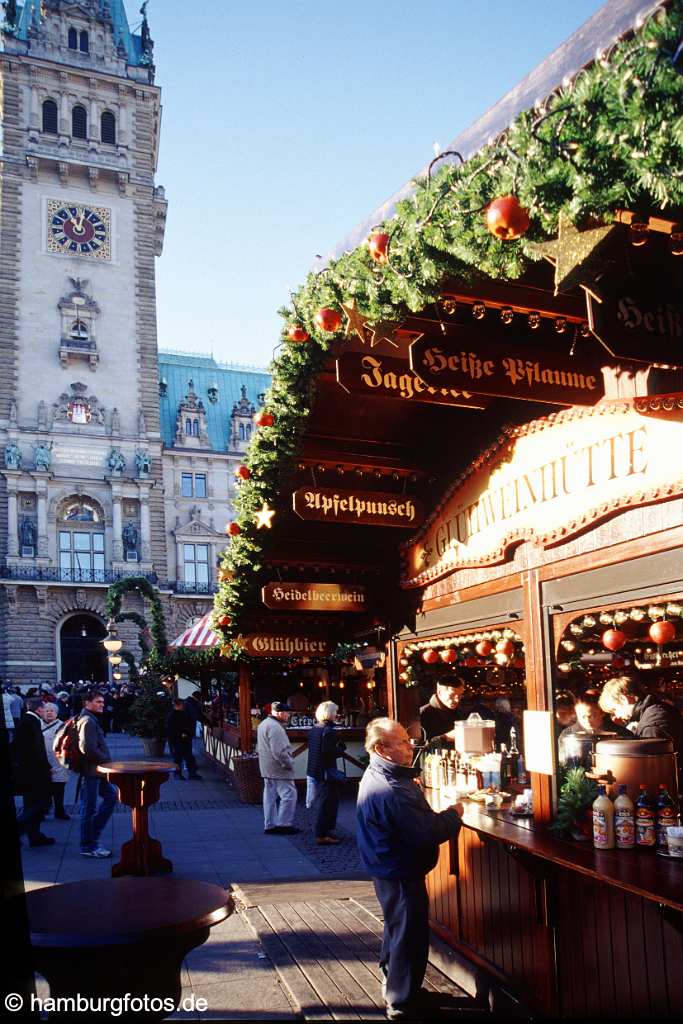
[235,881,476,1021]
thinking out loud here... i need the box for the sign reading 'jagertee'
[336,352,490,409]
[241,634,329,657]
[409,328,605,406]
[292,487,424,528]
[261,582,368,612]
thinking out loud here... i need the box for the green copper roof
[14,1,146,67]
[158,351,271,452]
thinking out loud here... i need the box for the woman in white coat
[42,702,70,819]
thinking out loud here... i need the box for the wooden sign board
[586,264,683,366]
[293,487,424,529]
[262,582,368,612]
[336,352,490,409]
[409,327,605,406]
[241,634,329,657]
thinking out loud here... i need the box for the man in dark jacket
[600,676,683,751]
[77,690,117,858]
[419,678,468,745]
[166,699,201,780]
[11,696,55,847]
[357,717,463,1020]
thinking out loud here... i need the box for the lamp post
[102,620,123,684]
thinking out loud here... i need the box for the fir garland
[105,577,168,655]
[214,3,683,642]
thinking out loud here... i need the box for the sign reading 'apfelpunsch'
[292,487,424,528]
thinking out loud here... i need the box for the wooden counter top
[426,788,683,912]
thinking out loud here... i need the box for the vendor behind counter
[419,679,469,744]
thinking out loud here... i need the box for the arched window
[72,105,87,140]
[70,320,89,340]
[246,425,252,440]
[192,419,200,437]
[42,99,58,134]
[79,30,89,53]
[68,27,78,49]
[239,424,245,441]
[185,418,192,436]
[100,111,116,145]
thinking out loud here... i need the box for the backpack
[54,713,83,772]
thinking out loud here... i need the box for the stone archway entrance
[59,614,108,684]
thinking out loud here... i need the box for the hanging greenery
[213,2,683,641]
[105,577,168,654]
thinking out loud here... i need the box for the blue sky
[145,0,606,368]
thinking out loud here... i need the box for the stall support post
[386,639,399,720]
[522,567,554,824]
[238,662,252,753]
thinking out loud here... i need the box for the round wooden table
[97,760,175,877]
[24,878,233,1019]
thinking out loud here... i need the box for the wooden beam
[239,661,252,753]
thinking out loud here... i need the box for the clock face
[47,200,111,260]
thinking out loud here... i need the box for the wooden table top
[24,878,233,947]
[97,760,176,774]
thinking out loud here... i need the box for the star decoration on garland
[341,300,370,343]
[532,213,618,295]
[255,501,276,529]
[366,319,400,349]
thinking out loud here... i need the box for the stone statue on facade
[138,408,146,437]
[135,448,151,478]
[4,441,22,470]
[33,441,52,472]
[111,407,121,435]
[19,517,36,549]
[37,400,48,431]
[9,398,17,426]
[108,447,126,473]
[122,521,138,558]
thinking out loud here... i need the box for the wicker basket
[232,754,262,804]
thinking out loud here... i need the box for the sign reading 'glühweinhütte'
[261,582,368,612]
[335,352,490,409]
[292,487,424,528]
[409,328,605,406]
[241,635,329,657]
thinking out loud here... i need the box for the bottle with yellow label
[593,785,615,850]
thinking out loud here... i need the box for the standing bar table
[98,760,174,877]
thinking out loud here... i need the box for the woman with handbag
[307,701,346,845]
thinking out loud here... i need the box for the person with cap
[256,701,299,835]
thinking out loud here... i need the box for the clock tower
[0,0,168,684]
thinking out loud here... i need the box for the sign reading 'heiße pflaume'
[241,635,330,657]
[409,328,606,406]
[292,487,424,528]
[261,582,368,612]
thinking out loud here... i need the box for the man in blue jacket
[357,717,463,1020]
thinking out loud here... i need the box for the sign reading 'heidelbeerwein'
[262,582,368,612]
[402,403,683,586]
[241,635,329,657]
[293,487,424,528]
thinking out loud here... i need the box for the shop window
[183,543,209,587]
[42,99,58,134]
[101,111,116,145]
[72,105,87,140]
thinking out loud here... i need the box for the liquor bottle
[508,728,520,781]
[517,751,528,785]
[635,785,656,849]
[656,784,677,848]
[614,784,635,850]
[499,744,510,788]
[593,785,615,849]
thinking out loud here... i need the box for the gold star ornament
[532,213,617,295]
[366,319,400,349]
[255,501,276,529]
[341,300,370,343]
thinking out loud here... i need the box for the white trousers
[263,778,297,829]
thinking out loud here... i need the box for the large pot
[140,737,166,758]
[595,737,678,803]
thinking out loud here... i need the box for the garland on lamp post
[213,3,683,643]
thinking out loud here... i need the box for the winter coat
[307,722,345,782]
[11,712,52,795]
[633,694,683,755]
[419,693,468,743]
[42,719,68,783]
[356,753,461,880]
[77,708,112,778]
[256,716,295,780]
[166,709,194,745]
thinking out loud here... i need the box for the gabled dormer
[174,380,211,449]
[229,385,255,453]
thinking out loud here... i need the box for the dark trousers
[48,781,67,816]
[80,776,117,852]
[170,739,197,775]
[315,778,339,838]
[16,790,50,842]
[373,876,430,1012]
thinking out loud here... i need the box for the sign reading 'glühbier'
[241,634,329,657]
[292,487,424,528]
[409,328,605,406]
[262,582,368,612]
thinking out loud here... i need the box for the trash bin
[232,754,262,804]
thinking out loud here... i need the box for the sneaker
[29,835,56,847]
[277,826,301,835]
[80,846,111,858]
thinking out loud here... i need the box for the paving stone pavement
[15,732,369,1020]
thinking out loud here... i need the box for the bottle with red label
[656,784,677,848]
[636,785,656,849]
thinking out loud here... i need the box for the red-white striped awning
[169,612,220,648]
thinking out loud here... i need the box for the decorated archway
[58,612,108,684]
